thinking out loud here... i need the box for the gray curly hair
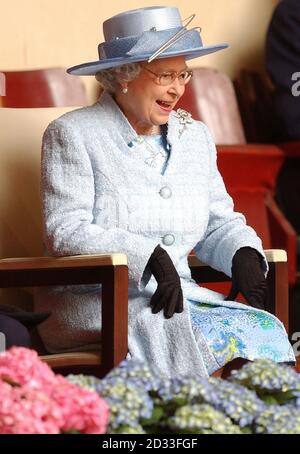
[95,63,142,93]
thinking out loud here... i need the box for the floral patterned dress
[128,133,295,374]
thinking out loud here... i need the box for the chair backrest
[176,67,246,144]
[0,68,87,107]
[0,106,78,259]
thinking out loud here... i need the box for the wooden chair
[0,68,87,107]
[0,105,290,378]
[0,254,128,378]
[177,67,297,286]
[0,250,289,378]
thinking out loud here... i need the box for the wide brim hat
[67,6,228,76]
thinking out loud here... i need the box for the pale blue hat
[67,6,228,76]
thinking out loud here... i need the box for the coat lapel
[96,91,191,178]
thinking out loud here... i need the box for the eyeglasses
[143,67,193,86]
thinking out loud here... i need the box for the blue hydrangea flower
[95,375,153,430]
[254,405,300,434]
[66,358,300,434]
[208,377,266,427]
[152,374,263,429]
[291,391,300,408]
[104,359,162,392]
[229,359,300,397]
[65,373,102,389]
[167,404,243,434]
[110,424,146,434]
[154,375,217,406]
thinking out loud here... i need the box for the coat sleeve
[193,124,268,278]
[41,119,157,291]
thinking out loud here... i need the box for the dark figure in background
[0,305,50,351]
[266,0,300,141]
[266,0,300,234]
[266,0,300,341]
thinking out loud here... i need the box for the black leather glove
[0,304,51,330]
[147,244,184,319]
[224,247,268,310]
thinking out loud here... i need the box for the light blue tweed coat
[35,91,288,377]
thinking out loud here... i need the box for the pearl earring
[122,87,128,94]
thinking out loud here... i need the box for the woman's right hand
[147,245,183,319]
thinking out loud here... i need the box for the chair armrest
[263,249,287,262]
[188,249,289,331]
[263,249,289,332]
[0,253,127,270]
[0,253,128,375]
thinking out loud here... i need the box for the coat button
[159,186,172,199]
[162,234,175,246]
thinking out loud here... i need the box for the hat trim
[67,43,228,76]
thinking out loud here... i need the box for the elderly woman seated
[34,6,295,378]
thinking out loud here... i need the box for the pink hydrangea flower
[0,381,63,434]
[0,347,56,388]
[46,376,109,434]
[0,347,109,434]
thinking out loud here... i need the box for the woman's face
[115,56,188,135]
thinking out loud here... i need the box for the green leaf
[141,406,164,425]
[260,395,278,405]
[271,390,297,405]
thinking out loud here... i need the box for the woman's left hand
[224,247,268,310]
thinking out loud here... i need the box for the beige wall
[0,0,279,103]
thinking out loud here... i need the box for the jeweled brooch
[175,108,193,138]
